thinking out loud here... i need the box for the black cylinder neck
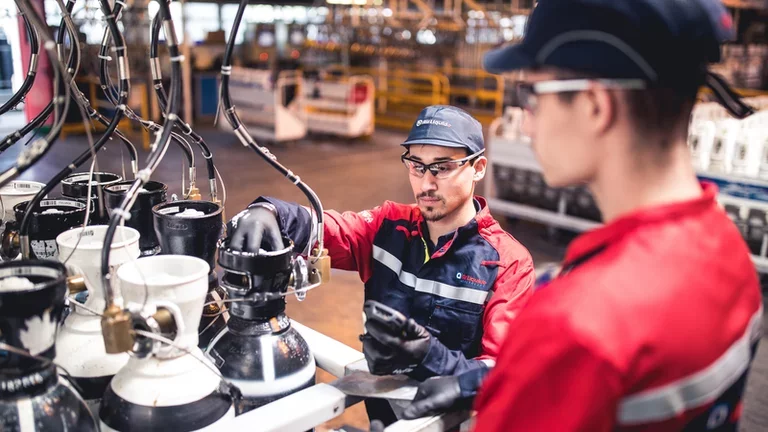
[226,311,291,336]
[228,297,286,321]
[152,200,223,270]
[218,236,294,323]
[0,362,58,401]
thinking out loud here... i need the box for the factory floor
[2,125,767,431]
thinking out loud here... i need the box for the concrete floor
[1,125,766,431]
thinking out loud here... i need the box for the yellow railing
[322,65,449,130]
[307,64,504,130]
[439,67,505,126]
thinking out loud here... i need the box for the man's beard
[417,192,446,222]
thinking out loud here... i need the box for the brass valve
[101,304,134,354]
[151,307,177,336]
[309,248,331,284]
[66,275,87,294]
[0,225,20,260]
[188,185,202,201]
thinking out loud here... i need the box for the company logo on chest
[455,271,487,287]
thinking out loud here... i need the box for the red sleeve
[473,311,622,431]
[477,253,535,362]
[321,202,391,282]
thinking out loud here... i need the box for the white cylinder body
[117,254,210,355]
[100,255,233,431]
[56,225,140,311]
[54,225,140,411]
[0,180,45,230]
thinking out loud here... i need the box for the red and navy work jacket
[474,182,763,431]
[257,195,535,379]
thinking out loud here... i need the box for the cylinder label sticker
[0,265,60,279]
[41,200,86,208]
[31,240,59,259]
[64,174,95,183]
[157,207,180,215]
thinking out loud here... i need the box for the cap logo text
[416,119,451,128]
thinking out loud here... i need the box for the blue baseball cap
[483,0,735,86]
[401,105,484,154]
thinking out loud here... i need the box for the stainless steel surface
[331,371,419,401]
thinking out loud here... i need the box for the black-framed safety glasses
[516,79,647,113]
[401,149,485,179]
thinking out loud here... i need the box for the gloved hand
[363,318,431,375]
[227,203,285,253]
[402,365,490,420]
[402,375,463,419]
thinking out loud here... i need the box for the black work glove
[227,203,285,253]
[363,318,431,375]
[402,375,463,419]
[402,365,490,420]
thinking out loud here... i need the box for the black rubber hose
[17,0,132,257]
[0,7,39,115]
[220,0,325,248]
[0,0,77,155]
[56,0,138,174]
[150,7,217,195]
[0,103,53,153]
[0,0,71,188]
[18,0,138,251]
[100,0,182,305]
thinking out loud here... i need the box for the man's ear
[472,157,488,182]
[584,84,617,136]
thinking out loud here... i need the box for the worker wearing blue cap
[227,105,535,424]
[400,0,762,430]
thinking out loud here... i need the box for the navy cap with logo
[483,0,735,86]
[402,105,484,154]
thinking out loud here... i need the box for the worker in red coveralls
[227,105,536,424]
[400,0,764,430]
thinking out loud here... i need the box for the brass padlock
[309,248,331,284]
[101,304,134,354]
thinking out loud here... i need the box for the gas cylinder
[0,260,97,431]
[53,225,140,413]
[206,237,315,414]
[61,172,122,224]
[105,180,168,256]
[3,198,89,260]
[0,181,45,232]
[99,254,236,431]
[152,200,227,349]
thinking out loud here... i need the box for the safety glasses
[401,149,485,179]
[516,79,647,113]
